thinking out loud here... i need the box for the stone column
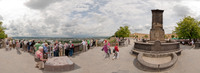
[150,9,165,41]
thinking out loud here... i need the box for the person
[30,40,35,54]
[113,43,119,60]
[85,40,88,51]
[9,40,12,50]
[95,39,98,47]
[87,39,90,49]
[59,42,63,56]
[191,40,195,48]
[27,40,32,52]
[92,39,95,47]
[34,41,42,53]
[23,40,28,52]
[64,42,70,56]
[20,40,23,49]
[16,40,20,49]
[53,41,59,57]
[69,41,74,56]
[12,40,16,49]
[90,39,93,47]
[102,43,109,58]
[50,42,55,57]
[82,40,86,52]
[5,39,9,50]
[182,41,185,45]
[107,41,111,54]
[35,46,48,70]
[43,43,48,59]
[48,43,52,57]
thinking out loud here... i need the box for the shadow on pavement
[112,70,130,73]
[16,48,22,55]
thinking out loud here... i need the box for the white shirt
[82,41,86,45]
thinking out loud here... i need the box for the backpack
[34,56,41,62]
[113,48,116,53]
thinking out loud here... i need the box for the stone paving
[0,41,200,73]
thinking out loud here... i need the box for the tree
[114,26,131,38]
[144,35,148,39]
[171,35,175,38]
[0,21,7,39]
[174,16,200,41]
[165,35,168,39]
[135,35,138,39]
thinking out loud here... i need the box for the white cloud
[1,0,200,37]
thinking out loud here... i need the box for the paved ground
[0,40,200,73]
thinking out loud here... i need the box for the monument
[150,10,165,41]
[132,9,182,71]
[44,56,74,72]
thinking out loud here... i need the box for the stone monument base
[44,56,74,72]
[132,41,182,71]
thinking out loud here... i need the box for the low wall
[195,42,200,49]
[134,41,180,52]
[73,44,82,53]
[137,52,178,70]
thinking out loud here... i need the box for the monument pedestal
[44,56,74,72]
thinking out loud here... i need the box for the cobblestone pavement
[0,40,200,73]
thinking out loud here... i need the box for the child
[113,43,119,60]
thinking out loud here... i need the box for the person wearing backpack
[35,47,48,70]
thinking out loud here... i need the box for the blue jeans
[69,48,73,56]
[54,50,59,57]
[27,46,30,51]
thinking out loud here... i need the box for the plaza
[0,40,200,73]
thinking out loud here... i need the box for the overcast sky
[0,0,200,37]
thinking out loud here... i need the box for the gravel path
[0,40,200,73]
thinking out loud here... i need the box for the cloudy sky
[0,0,200,37]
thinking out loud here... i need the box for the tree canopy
[144,35,148,39]
[174,16,200,40]
[171,35,175,38]
[0,21,7,39]
[114,26,131,38]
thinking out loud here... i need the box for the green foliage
[114,26,131,38]
[135,35,138,38]
[165,35,168,39]
[171,35,175,38]
[108,39,116,43]
[144,35,148,39]
[174,16,200,39]
[0,21,7,39]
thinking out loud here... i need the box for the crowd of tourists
[2,39,96,70]
[2,38,125,70]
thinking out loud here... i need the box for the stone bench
[137,52,178,70]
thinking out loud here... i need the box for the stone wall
[134,41,180,52]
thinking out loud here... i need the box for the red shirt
[115,46,119,52]
[36,51,43,59]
